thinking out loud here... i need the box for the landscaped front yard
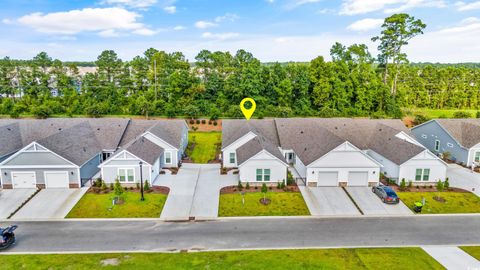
[67,191,167,218]
[397,191,480,214]
[0,248,443,270]
[460,246,480,260]
[186,132,221,163]
[219,192,310,217]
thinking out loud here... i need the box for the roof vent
[7,128,11,131]
[379,128,382,131]
[83,147,86,152]
[335,127,338,129]
[300,131,304,134]
[58,128,62,131]
[97,128,100,131]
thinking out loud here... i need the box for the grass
[0,248,444,270]
[397,191,480,214]
[66,192,167,218]
[219,191,310,216]
[187,131,221,163]
[402,108,478,119]
[460,246,480,260]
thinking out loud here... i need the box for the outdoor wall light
[71,171,74,175]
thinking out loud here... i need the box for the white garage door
[45,172,69,188]
[317,172,339,187]
[348,172,369,186]
[12,172,36,189]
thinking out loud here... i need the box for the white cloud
[17,8,156,37]
[347,18,383,32]
[214,13,239,23]
[194,20,218,29]
[202,32,240,40]
[455,1,480,11]
[340,0,446,15]
[132,28,158,35]
[163,6,176,13]
[101,0,158,8]
[285,0,322,9]
[317,8,335,14]
[173,25,186,30]
[2,18,13,25]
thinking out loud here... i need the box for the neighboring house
[0,118,188,189]
[411,119,480,167]
[99,119,189,185]
[222,118,447,187]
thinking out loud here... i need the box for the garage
[12,172,36,189]
[317,172,339,186]
[45,172,70,188]
[348,171,369,186]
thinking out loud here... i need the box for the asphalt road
[1,215,480,253]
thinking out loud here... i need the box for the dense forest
[0,13,479,119]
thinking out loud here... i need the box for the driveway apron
[0,189,37,219]
[346,187,413,215]
[447,163,480,196]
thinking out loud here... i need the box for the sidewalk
[422,246,480,269]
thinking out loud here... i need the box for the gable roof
[147,120,187,149]
[222,119,280,149]
[236,135,286,165]
[125,136,164,165]
[433,119,480,148]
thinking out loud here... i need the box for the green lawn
[0,248,444,270]
[219,192,310,216]
[66,192,167,218]
[187,132,221,163]
[460,246,480,260]
[398,191,480,214]
[403,108,478,119]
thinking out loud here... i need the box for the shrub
[144,180,151,191]
[32,104,53,119]
[400,178,406,191]
[408,181,413,189]
[245,182,250,189]
[237,181,243,191]
[109,183,114,190]
[413,114,430,125]
[444,178,450,190]
[95,178,102,187]
[189,119,194,124]
[213,121,218,126]
[208,120,212,125]
[254,186,258,190]
[476,111,480,118]
[442,151,452,161]
[136,183,140,189]
[277,182,281,189]
[453,111,471,118]
[436,180,444,191]
[261,183,268,194]
[196,119,200,124]
[101,180,108,191]
[280,182,286,189]
[201,119,206,124]
[287,172,294,185]
[114,179,124,196]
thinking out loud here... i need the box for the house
[411,119,480,167]
[0,118,188,189]
[222,118,447,187]
[98,119,189,185]
[222,120,288,185]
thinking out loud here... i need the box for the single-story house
[222,118,447,187]
[0,118,188,189]
[99,120,188,185]
[411,119,480,167]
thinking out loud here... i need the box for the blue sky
[1,0,480,62]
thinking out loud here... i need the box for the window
[475,152,480,163]
[434,140,440,151]
[118,168,134,182]
[256,169,271,181]
[415,168,430,181]
[165,152,172,164]
[229,153,236,164]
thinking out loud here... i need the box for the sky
[1,0,480,63]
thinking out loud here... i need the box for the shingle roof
[125,136,164,165]
[222,119,280,149]
[147,120,187,149]
[236,135,286,165]
[435,119,480,148]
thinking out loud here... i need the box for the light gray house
[0,118,188,189]
[412,119,480,167]
[99,119,189,185]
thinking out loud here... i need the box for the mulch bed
[188,119,222,132]
[388,185,468,193]
[220,185,300,194]
[89,186,170,195]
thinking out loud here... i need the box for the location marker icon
[240,98,256,120]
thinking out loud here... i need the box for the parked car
[0,225,17,250]
[372,185,400,204]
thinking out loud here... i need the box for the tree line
[0,13,478,119]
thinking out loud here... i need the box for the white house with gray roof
[0,118,188,189]
[222,118,447,187]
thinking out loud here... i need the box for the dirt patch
[259,198,271,205]
[188,119,222,132]
[402,116,414,128]
[100,258,120,266]
[220,185,300,194]
[433,196,447,202]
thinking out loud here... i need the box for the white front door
[348,171,369,186]
[12,172,36,189]
[45,172,70,188]
[317,172,339,186]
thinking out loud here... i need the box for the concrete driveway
[447,163,480,196]
[155,163,238,221]
[11,188,88,219]
[299,186,360,216]
[0,189,37,219]
[346,187,413,215]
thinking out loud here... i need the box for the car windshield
[385,190,397,196]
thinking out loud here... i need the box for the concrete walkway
[155,163,238,221]
[11,187,88,219]
[0,189,37,219]
[346,187,413,215]
[422,246,480,270]
[299,186,360,216]
[447,163,480,196]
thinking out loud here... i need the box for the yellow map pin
[240,98,256,120]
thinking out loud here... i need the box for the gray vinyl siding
[1,168,79,186]
[412,120,468,165]
[80,153,101,181]
[178,125,189,161]
[102,163,152,183]
[2,151,73,166]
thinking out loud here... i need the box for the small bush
[196,119,200,124]
[400,178,406,191]
[453,111,471,118]
[201,119,206,124]
[208,120,212,125]
[287,172,294,185]
[444,177,450,190]
[114,179,124,196]
[277,182,281,189]
[254,186,258,190]
[101,180,108,191]
[237,181,243,191]
[213,121,218,126]
[136,183,140,189]
[144,180,151,191]
[189,119,194,124]
[408,181,413,189]
[280,182,286,189]
[109,183,114,190]
[476,111,480,118]
[436,180,444,191]
[413,114,430,125]
[261,183,268,194]
[245,182,250,189]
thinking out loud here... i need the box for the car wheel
[372,188,375,193]
[382,198,385,203]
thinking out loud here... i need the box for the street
[1,215,479,253]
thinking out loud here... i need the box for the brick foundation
[2,184,13,189]
[36,184,46,189]
[69,183,80,188]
